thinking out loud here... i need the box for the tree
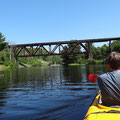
[0,32,8,63]
[61,43,81,65]
[92,46,102,59]
[101,44,109,58]
[112,40,120,52]
[0,32,8,51]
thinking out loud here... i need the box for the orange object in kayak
[84,91,120,120]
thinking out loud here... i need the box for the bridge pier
[88,42,93,59]
[9,47,12,61]
[109,40,112,52]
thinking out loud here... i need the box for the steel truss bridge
[9,37,120,59]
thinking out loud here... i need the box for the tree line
[0,32,120,68]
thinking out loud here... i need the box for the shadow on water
[0,64,108,120]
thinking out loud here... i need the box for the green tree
[0,32,9,64]
[92,46,102,59]
[0,32,8,51]
[101,44,109,58]
[61,43,81,65]
[112,40,120,52]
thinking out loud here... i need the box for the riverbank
[0,58,106,71]
[0,60,51,71]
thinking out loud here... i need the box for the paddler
[98,51,120,106]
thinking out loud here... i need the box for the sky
[1,0,120,46]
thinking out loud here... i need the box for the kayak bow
[84,91,120,120]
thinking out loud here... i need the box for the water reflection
[0,64,107,120]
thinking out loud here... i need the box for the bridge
[9,37,120,59]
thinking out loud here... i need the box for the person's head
[106,51,120,70]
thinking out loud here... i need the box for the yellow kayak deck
[84,91,120,120]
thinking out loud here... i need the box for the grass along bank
[69,59,106,66]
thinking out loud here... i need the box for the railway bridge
[9,37,120,59]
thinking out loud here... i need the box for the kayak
[84,91,120,120]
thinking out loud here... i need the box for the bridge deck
[9,37,120,47]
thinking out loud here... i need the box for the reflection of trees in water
[86,64,109,81]
[12,67,52,88]
[62,66,83,83]
[0,92,7,109]
[62,64,109,84]
[86,65,94,77]
[0,65,108,89]
[7,67,65,89]
[0,71,10,109]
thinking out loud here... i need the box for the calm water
[0,65,108,120]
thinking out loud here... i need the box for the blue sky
[1,0,120,46]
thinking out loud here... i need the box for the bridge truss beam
[9,37,120,59]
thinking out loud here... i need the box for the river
[0,64,108,120]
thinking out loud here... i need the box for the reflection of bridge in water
[9,37,120,59]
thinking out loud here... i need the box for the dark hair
[106,52,120,70]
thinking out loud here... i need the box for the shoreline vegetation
[0,58,106,71]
